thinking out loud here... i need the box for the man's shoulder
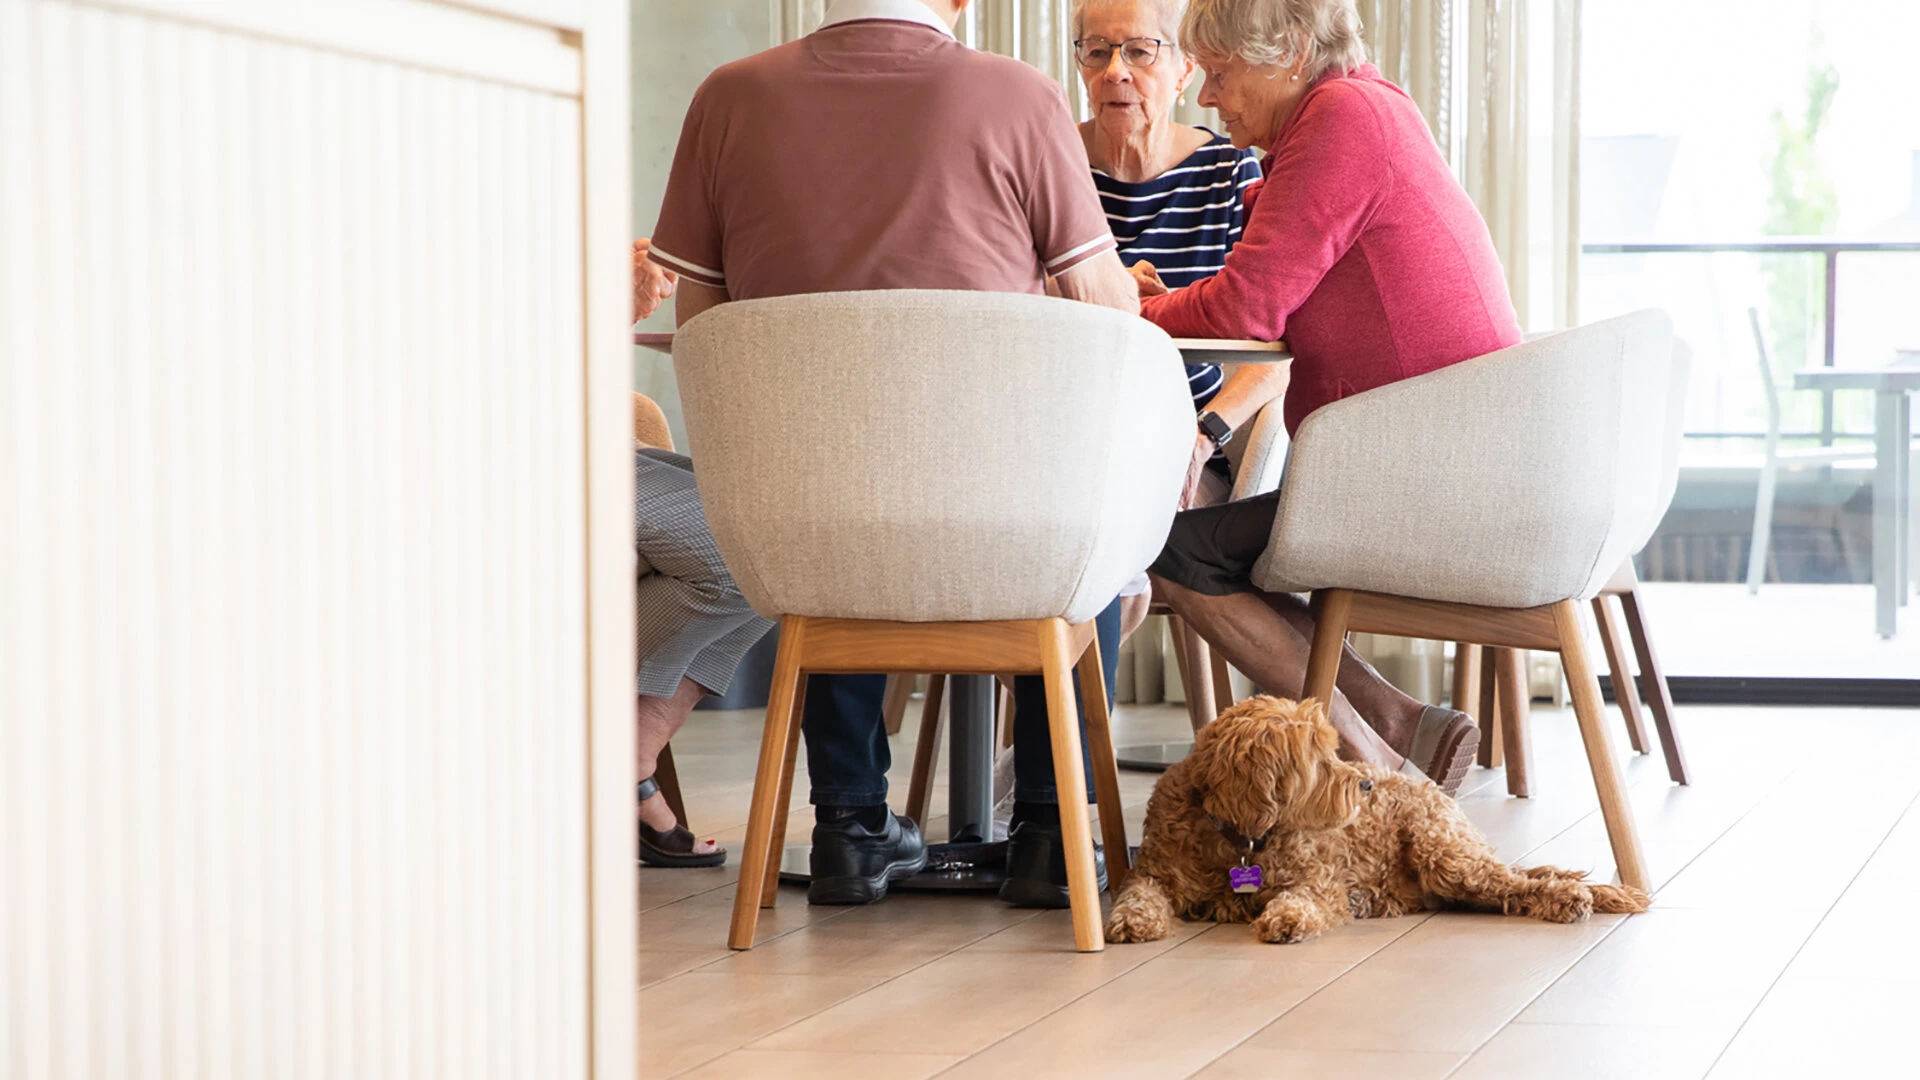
[945,47,1069,113]
[691,39,809,103]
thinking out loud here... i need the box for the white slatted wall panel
[0,1,598,1076]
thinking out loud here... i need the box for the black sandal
[638,777,727,868]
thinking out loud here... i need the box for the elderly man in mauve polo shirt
[645,0,1142,908]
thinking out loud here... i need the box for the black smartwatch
[1197,410,1233,449]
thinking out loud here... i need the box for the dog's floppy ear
[1295,696,1342,759]
[1189,696,1289,837]
[1267,696,1363,830]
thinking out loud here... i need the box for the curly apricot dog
[1107,696,1649,944]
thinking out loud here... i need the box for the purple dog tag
[1228,864,1264,894]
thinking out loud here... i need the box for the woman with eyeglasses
[1071,0,1282,641]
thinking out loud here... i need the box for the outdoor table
[1794,352,1920,639]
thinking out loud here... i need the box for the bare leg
[1149,574,1403,771]
[637,677,713,840]
[1252,590,1429,752]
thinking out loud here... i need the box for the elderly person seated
[1136,0,1523,795]
[632,238,770,867]
[1071,0,1283,642]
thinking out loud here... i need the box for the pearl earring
[1178,92,1187,106]
[1291,73,1299,81]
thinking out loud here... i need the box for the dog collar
[1205,813,1273,853]
[1203,810,1274,894]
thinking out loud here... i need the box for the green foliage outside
[1759,43,1839,433]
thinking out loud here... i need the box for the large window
[1577,0,1920,683]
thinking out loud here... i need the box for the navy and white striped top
[1092,130,1261,410]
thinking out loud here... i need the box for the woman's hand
[1178,433,1214,511]
[1129,260,1168,298]
[634,238,678,321]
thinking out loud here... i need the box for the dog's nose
[1359,779,1374,794]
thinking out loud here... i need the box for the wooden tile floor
[640,696,1920,1079]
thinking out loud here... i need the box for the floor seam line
[1171,913,1436,1079]
[686,905,1051,1076]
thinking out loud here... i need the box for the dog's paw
[1528,885,1594,923]
[1251,905,1318,944]
[1105,904,1171,944]
[1346,889,1373,919]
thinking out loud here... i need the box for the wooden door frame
[581,1,636,1077]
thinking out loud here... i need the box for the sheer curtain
[774,0,1078,83]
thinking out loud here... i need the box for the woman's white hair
[1180,0,1368,80]
[1069,0,1190,44]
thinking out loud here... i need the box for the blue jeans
[803,596,1123,807]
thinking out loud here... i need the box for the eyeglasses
[1073,36,1173,70]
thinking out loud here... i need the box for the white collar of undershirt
[818,0,958,39]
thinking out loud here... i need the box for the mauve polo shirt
[646,10,1115,299]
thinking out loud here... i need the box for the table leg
[1909,394,1919,599]
[946,674,997,843]
[1874,391,1901,638]
[1897,391,1911,605]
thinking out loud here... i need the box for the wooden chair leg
[881,673,914,736]
[1209,648,1235,713]
[761,678,807,908]
[904,674,946,825]
[1166,614,1195,713]
[1175,617,1217,733]
[1039,620,1104,953]
[654,742,689,829]
[1303,590,1352,705]
[1076,639,1130,894]
[1451,642,1482,719]
[1620,586,1691,784]
[1477,653,1504,769]
[1592,596,1651,754]
[997,674,1016,750]
[1494,648,1533,797]
[1551,601,1650,892]
[730,617,808,950]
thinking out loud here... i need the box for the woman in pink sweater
[1139,0,1521,795]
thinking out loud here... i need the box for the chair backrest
[672,290,1194,624]
[1252,309,1683,608]
[634,391,673,451]
[1747,307,1781,440]
[1225,395,1289,501]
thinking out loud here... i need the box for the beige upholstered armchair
[673,289,1195,952]
[1263,310,1688,892]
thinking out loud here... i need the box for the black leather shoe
[997,817,1107,909]
[807,812,928,905]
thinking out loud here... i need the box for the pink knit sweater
[1140,64,1521,435]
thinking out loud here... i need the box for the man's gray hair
[1180,0,1368,80]
[1069,0,1191,44]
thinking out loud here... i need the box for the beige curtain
[1463,0,1528,318]
[774,0,1079,84]
[1355,0,1456,160]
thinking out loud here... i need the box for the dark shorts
[1147,488,1282,597]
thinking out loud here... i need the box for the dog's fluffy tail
[1591,884,1652,913]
